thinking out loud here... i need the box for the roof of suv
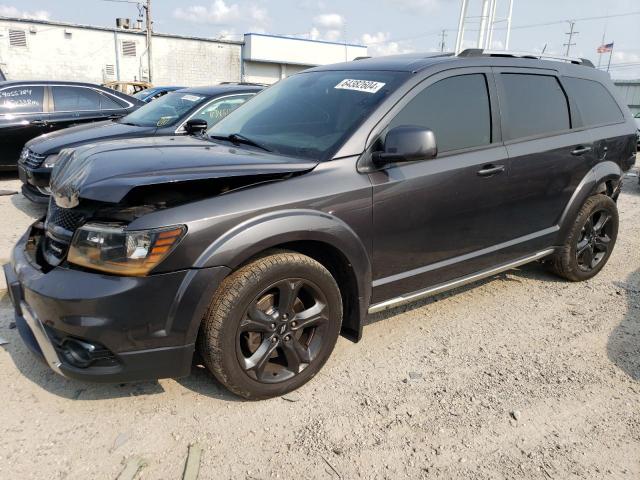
[309,51,598,74]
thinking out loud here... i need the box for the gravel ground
[0,164,639,479]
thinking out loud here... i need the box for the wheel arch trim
[194,209,372,341]
[558,161,622,237]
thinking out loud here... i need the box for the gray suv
[3,50,637,399]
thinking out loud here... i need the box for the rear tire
[198,250,342,400]
[548,194,618,282]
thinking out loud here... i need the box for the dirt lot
[0,166,639,480]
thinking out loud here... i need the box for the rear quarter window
[500,73,570,140]
[563,77,624,127]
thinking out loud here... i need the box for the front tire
[548,194,618,282]
[198,250,342,399]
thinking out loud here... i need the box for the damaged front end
[38,137,318,273]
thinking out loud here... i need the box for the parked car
[19,84,263,203]
[133,86,185,103]
[0,80,141,170]
[103,81,151,96]
[3,51,637,399]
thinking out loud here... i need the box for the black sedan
[19,83,263,203]
[1,80,141,170]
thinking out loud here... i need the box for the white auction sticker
[181,94,203,102]
[334,79,386,94]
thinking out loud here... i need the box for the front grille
[19,148,46,169]
[43,199,87,266]
[47,201,86,232]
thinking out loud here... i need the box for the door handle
[477,164,505,177]
[30,120,47,126]
[571,146,592,156]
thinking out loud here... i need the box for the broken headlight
[67,223,186,276]
[43,154,60,169]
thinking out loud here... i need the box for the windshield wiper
[210,133,272,152]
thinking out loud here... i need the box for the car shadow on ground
[0,293,242,402]
[364,260,562,327]
[607,267,640,381]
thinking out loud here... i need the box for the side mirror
[372,125,437,167]
[184,119,208,135]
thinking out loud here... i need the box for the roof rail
[457,48,594,67]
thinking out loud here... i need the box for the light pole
[145,0,152,83]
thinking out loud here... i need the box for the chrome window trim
[48,84,135,113]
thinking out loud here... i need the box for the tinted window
[99,92,125,110]
[389,74,491,152]
[209,70,410,161]
[0,86,45,113]
[500,74,570,140]
[190,95,253,127]
[119,90,208,127]
[563,77,624,126]
[52,86,101,111]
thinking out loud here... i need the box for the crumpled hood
[50,135,319,207]
[26,120,155,155]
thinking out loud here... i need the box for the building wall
[243,61,312,84]
[243,33,367,66]
[613,80,640,115]
[0,18,241,86]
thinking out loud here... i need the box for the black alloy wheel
[575,208,614,272]
[237,278,329,383]
[199,250,342,399]
[547,194,619,282]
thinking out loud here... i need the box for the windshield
[120,90,208,127]
[208,70,410,160]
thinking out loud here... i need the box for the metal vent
[105,64,115,76]
[122,40,137,57]
[9,30,27,47]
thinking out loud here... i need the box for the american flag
[597,42,614,53]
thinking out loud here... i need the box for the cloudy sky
[1,0,639,78]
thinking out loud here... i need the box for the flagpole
[597,31,605,68]
[606,42,614,72]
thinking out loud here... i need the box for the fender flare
[195,209,372,341]
[557,161,622,239]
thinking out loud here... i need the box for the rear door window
[52,86,102,112]
[388,73,492,152]
[0,85,45,113]
[500,74,570,140]
[563,77,624,126]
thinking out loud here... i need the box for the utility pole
[563,20,577,57]
[439,30,447,52]
[145,0,152,83]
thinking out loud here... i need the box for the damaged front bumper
[3,222,230,383]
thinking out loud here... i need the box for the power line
[366,10,640,46]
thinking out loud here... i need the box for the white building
[242,33,368,84]
[0,17,368,86]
